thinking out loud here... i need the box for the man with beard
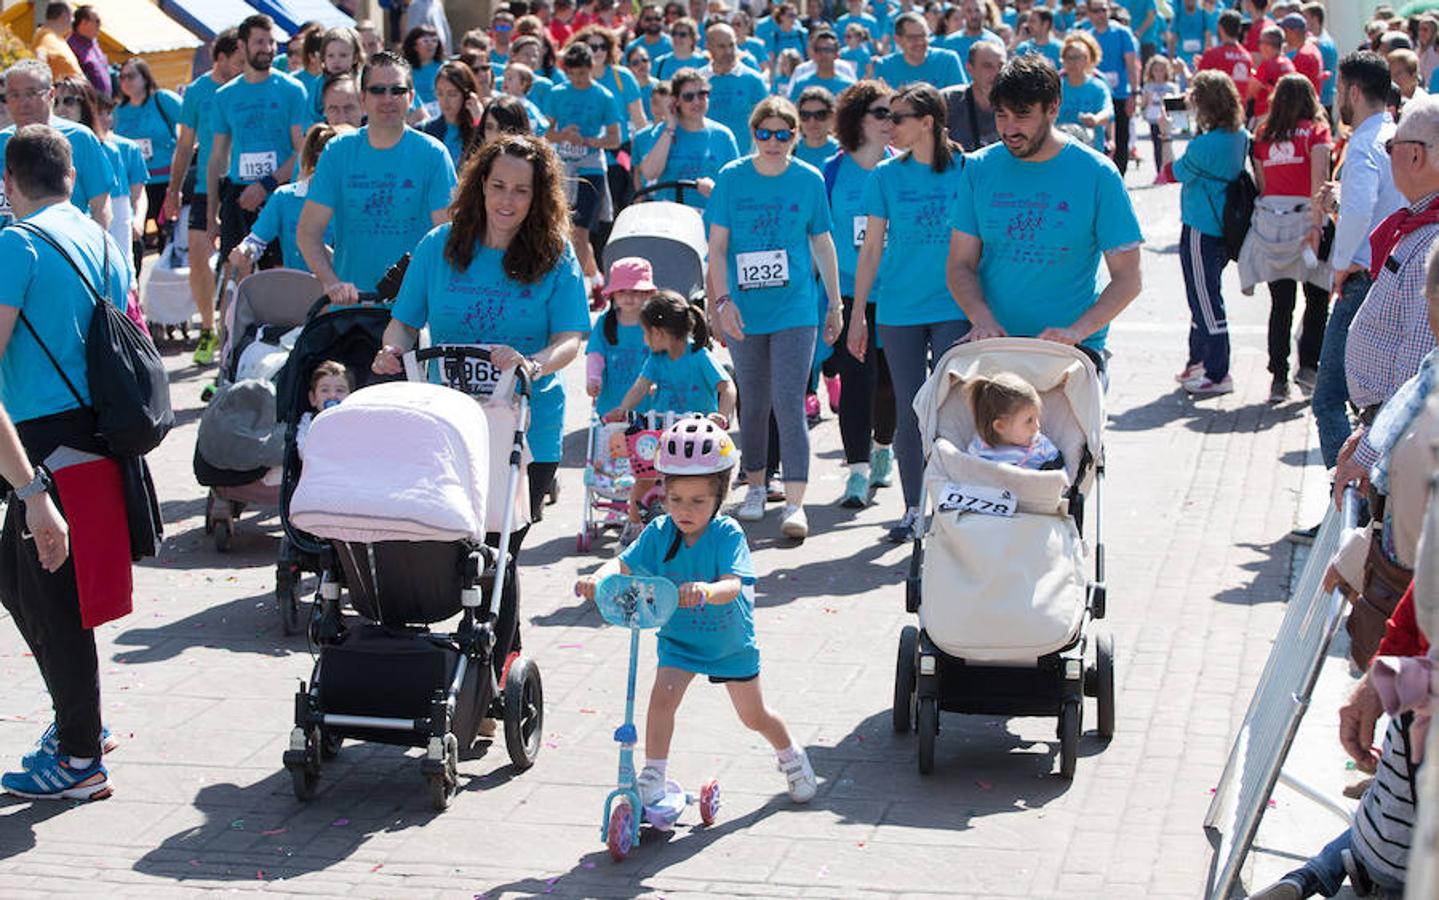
[207,14,308,270]
[625,4,673,61]
[946,55,1143,363]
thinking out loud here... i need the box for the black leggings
[1266,279,1328,379]
[1112,95,1131,175]
[830,297,896,464]
[486,459,558,678]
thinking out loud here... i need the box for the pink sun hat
[602,257,658,296]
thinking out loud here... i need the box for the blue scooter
[594,574,720,861]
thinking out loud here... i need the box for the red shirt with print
[1251,54,1296,118]
[1288,39,1325,95]
[1243,16,1277,53]
[1198,42,1253,88]
[1254,118,1331,197]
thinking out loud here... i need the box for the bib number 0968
[442,353,502,399]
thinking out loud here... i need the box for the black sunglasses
[679,88,710,101]
[866,106,892,119]
[798,108,831,121]
[587,41,608,51]
[754,127,794,142]
[365,84,411,96]
[1386,138,1428,156]
[888,111,923,122]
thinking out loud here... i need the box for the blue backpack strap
[823,150,845,200]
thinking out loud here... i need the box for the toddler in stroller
[964,372,1065,471]
[281,350,543,811]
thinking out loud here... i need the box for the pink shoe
[805,393,821,424]
[1175,362,1203,383]
[823,374,841,413]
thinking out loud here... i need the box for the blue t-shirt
[840,45,872,77]
[640,81,655,120]
[291,69,323,124]
[587,319,653,414]
[706,67,769,155]
[211,72,309,183]
[1172,127,1248,237]
[941,30,1002,70]
[103,135,148,197]
[1091,24,1139,98]
[1055,7,1078,32]
[874,48,967,89]
[307,126,457,292]
[1317,32,1338,105]
[836,12,880,45]
[767,25,810,61]
[1014,37,1063,69]
[639,343,729,415]
[413,60,442,108]
[1059,74,1112,150]
[631,119,739,209]
[1121,0,1163,44]
[827,150,886,297]
[113,89,182,184]
[543,81,623,175]
[180,71,226,196]
[1168,3,1209,66]
[428,117,467,166]
[863,153,966,326]
[0,202,131,422]
[250,180,334,271]
[620,514,759,678]
[596,66,642,142]
[625,33,673,62]
[0,118,112,226]
[654,51,708,81]
[794,136,840,170]
[790,72,856,102]
[525,74,554,111]
[948,140,1143,350]
[707,157,833,335]
[391,228,591,463]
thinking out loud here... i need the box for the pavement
[0,155,1378,898]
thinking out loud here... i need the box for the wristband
[259,175,279,193]
[13,468,50,502]
[713,294,732,311]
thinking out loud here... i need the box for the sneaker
[780,504,808,539]
[887,507,921,544]
[1185,375,1234,396]
[1268,377,1290,404]
[734,485,766,521]
[636,765,666,808]
[778,750,817,803]
[1288,522,1320,545]
[3,755,111,801]
[869,446,894,488]
[1341,848,1374,897]
[805,393,821,425]
[618,520,643,547]
[192,329,218,366]
[1174,362,1203,384]
[766,478,785,502]
[1246,877,1304,900]
[1294,366,1319,392]
[22,723,118,771]
[823,374,841,413]
[840,470,870,508]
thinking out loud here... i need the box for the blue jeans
[1180,225,1230,381]
[1283,828,1406,897]
[1312,270,1371,469]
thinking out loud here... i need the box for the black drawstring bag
[15,221,173,458]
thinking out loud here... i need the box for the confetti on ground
[189,859,201,867]
[1267,799,1277,808]
[817,864,830,878]
[581,862,596,869]
[261,828,287,836]
[229,819,245,830]
[578,708,596,714]
[545,741,559,749]
[370,864,384,873]
[256,870,265,880]
[558,643,585,650]
[332,818,350,827]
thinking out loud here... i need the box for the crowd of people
[0,0,1435,893]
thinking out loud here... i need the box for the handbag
[1347,531,1413,670]
[15,221,173,458]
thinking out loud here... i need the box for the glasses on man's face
[10,88,48,101]
[365,84,411,96]
[815,44,839,54]
[754,127,794,142]
[679,88,710,102]
[673,30,693,38]
[888,110,922,123]
[1386,138,1429,156]
[798,108,831,121]
[641,15,661,23]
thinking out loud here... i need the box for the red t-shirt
[1288,39,1325,95]
[1198,43,1253,88]
[1254,118,1331,196]
[1251,55,1295,117]
[1243,15,1277,53]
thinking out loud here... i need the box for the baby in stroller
[965,372,1064,472]
[295,360,353,453]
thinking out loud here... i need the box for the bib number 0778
[936,481,1016,518]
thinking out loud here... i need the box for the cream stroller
[892,338,1115,778]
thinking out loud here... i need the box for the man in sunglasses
[703,22,770,154]
[299,51,457,307]
[788,30,855,100]
[625,3,673,61]
[490,10,517,65]
[207,14,307,275]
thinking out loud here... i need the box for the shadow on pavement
[1109,388,1306,434]
[1211,538,1294,607]
[0,798,70,861]
[756,532,907,607]
[110,584,308,664]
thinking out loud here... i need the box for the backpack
[1221,137,1257,262]
[16,222,174,458]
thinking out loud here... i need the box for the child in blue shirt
[575,417,817,806]
[586,257,659,415]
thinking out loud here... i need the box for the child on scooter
[575,416,817,805]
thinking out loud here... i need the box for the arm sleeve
[75,131,112,206]
[160,91,183,129]
[947,162,979,236]
[426,139,458,211]
[806,170,833,235]
[390,230,437,330]
[717,518,756,581]
[179,85,200,129]
[211,89,231,136]
[860,164,888,219]
[546,245,593,335]
[1095,166,1144,252]
[707,169,734,229]
[702,348,731,386]
[287,79,309,129]
[0,231,38,309]
[249,190,282,243]
[618,518,663,574]
[126,144,148,187]
[306,142,341,211]
[1331,145,1382,270]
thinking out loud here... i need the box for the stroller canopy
[290,382,491,544]
[602,200,707,303]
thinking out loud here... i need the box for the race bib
[735,249,790,291]
[135,137,153,161]
[936,481,1016,518]
[852,215,867,249]
[557,141,588,162]
[1103,70,1119,88]
[238,150,277,180]
[1182,38,1202,53]
[0,184,12,219]
[422,101,441,120]
[440,345,505,399]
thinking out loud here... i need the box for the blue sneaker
[3,754,112,801]
[839,470,869,508]
[22,722,118,771]
[869,446,894,488]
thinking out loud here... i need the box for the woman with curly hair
[372,134,590,674]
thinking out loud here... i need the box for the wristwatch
[13,468,50,502]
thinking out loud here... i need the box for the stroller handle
[633,180,701,205]
[411,344,533,397]
[303,291,384,322]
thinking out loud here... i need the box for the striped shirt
[1351,714,1420,887]
[1344,191,1439,411]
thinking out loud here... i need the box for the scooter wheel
[607,800,635,861]
[698,779,721,826]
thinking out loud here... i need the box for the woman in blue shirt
[402,24,446,117]
[421,61,483,168]
[635,68,739,209]
[1057,32,1113,152]
[113,58,181,274]
[373,134,590,676]
[793,86,840,169]
[848,83,967,544]
[707,96,842,541]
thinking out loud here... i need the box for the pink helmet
[656,416,736,476]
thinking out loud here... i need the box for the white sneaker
[734,485,766,521]
[887,507,921,544]
[778,750,817,802]
[780,504,808,539]
[636,766,666,807]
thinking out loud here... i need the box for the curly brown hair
[569,24,619,67]
[835,80,892,153]
[446,135,570,284]
[1188,69,1244,134]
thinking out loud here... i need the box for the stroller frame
[282,346,542,810]
[578,410,681,552]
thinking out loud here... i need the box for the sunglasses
[494,22,513,31]
[673,30,693,37]
[754,127,794,142]
[1386,138,1428,155]
[365,84,411,96]
[815,45,839,53]
[888,111,922,122]
[587,41,608,51]
[680,88,710,101]
[798,108,831,121]
[866,106,892,119]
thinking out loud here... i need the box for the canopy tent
[1,0,200,90]
[161,0,289,42]
[242,0,354,35]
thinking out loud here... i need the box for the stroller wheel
[427,733,459,811]
[916,697,938,775]
[503,657,544,771]
[277,572,303,636]
[1094,630,1116,740]
[213,518,232,553]
[698,778,721,826]
[319,728,342,760]
[287,727,321,801]
[892,626,918,734]
[1057,701,1081,779]
[203,493,216,535]
[290,763,319,801]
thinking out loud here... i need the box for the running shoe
[778,750,817,803]
[1268,377,1290,404]
[869,446,894,488]
[823,374,841,413]
[1294,366,1319,392]
[636,766,666,807]
[805,393,821,426]
[3,754,111,801]
[192,329,218,366]
[766,478,785,502]
[1245,878,1303,900]
[887,507,921,544]
[618,520,643,547]
[1185,375,1234,397]
[780,504,808,539]
[22,723,117,771]
[734,485,766,521]
[1174,362,1203,384]
[839,470,869,508]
